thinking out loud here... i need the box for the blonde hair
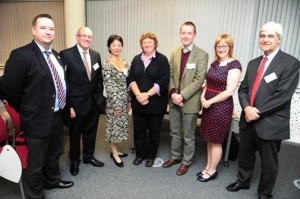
[139,32,158,49]
[214,34,234,61]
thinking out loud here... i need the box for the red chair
[0,115,28,199]
[3,103,25,144]
[0,116,8,145]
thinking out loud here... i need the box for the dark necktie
[250,57,268,106]
[82,51,91,81]
[44,51,66,109]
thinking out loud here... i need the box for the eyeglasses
[216,45,229,50]
[259,34,276,40]
[78,34,93,39]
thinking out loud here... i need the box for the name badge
[264,72,277,83]
[187,63,196,69]
[93,63,100,70]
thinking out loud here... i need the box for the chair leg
[223,119,234,166]
[19,178,25,199]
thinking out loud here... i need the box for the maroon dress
[200,60,242,144]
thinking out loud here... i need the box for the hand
[244,106,260,122]
[171,93,183,106]
[201,99,212,109]
[70,107,76,118]
[127,102,132,111]
[177,102,184,107]
[141,100,149,106]
[114,109,122,118]
[136,92,149,104]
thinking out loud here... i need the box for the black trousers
[133,112,164,159]
[237,123,281,199]
[69,108,99,162]
[23,111,63,199]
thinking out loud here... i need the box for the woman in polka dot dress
[197,34,242,182]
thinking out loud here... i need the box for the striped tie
[44,51,66,109]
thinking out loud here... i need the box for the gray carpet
[1,116,300,199]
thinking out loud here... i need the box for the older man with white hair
[226,21,300,199]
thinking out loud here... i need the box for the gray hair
[260,21,283,39]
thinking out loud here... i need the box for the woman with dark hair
[102,35,130,167]
[127,32,170,167]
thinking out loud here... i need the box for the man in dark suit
[226,22,300,199]
[1,14,73,199]
[60,27,105,176]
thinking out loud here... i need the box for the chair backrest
[0,116,8,144]
[0,145,22,183]
[4,103,21,134]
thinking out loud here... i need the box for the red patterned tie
[44,51,66,109]
[250,57,268,106]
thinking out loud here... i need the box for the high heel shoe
[111,153,124,167]
[110,152,128,158]
[197,171,218,182]
[196,168,208,177]
[119,153,128,158]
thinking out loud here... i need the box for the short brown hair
[180,21,196,34]
[32,14,53,27]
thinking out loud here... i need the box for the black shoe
[226,182,250,192]
[197,171,218,182]
[70,161,79,176]
[45,180,74,190]
[196,168,208,177]
[133,158,144,165]
[145,159,154,167]
[110,152,128,158]
[83,157,104,167]
[119,153,128,158]
[111,153,124,167]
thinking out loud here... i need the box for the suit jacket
[60,45,104,116]
[127,51,170,115]
[1,41,65,138]
[239,50,300,140]
[169,45,208,113]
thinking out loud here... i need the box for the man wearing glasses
[226,22,300,199]
[60,27,105,176]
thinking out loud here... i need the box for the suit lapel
[89,51,96,80]
[176,48,182,76]
[72,46,90,81]
[31,41,55,88]
[254,50,282,98]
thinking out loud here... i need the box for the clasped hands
[171,93,184,107]
[136,92,149,106]
[244,106,260,122]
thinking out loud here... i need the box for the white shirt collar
[77,44,89,54]
[182,43,194,53]
[264,48,280,63]
[34,40,52,54]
